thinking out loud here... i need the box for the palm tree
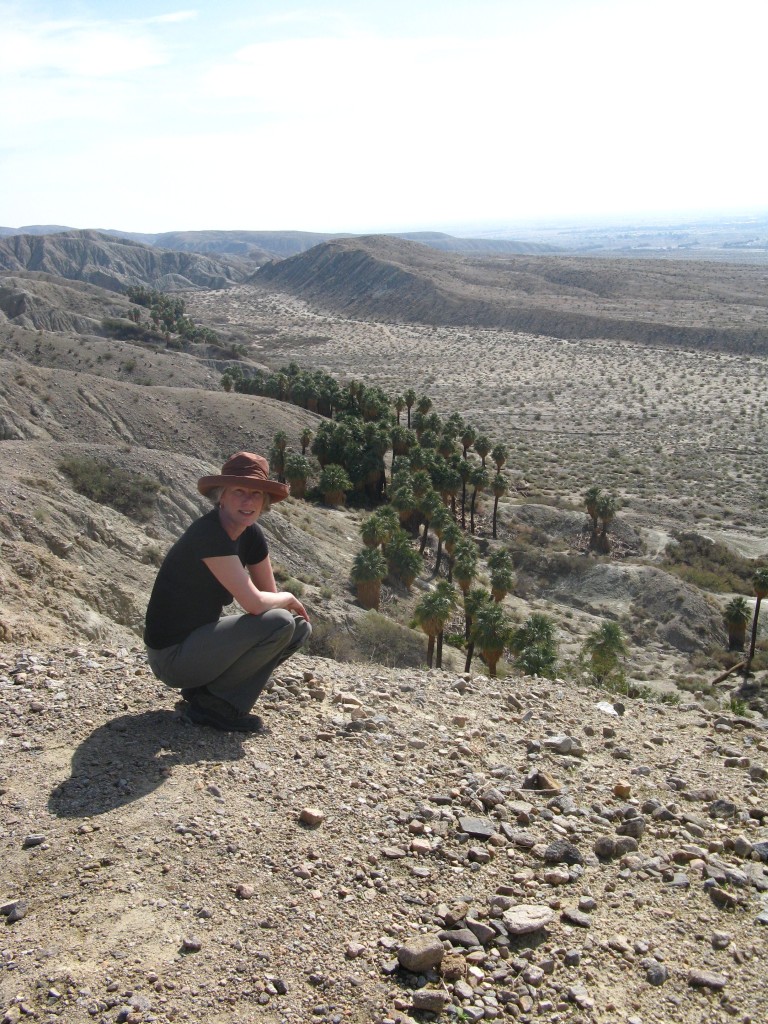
[488,548,515,602]
[442,521,463,582]
[469,465,489,535]
[413,581,455,669]
[744,567,768,675]
[418,489,443,555]
[463,586,491,671]
[430,504,454,578]
[318,464,352,506]
[390,484,418,532]
[461,425,477,460]
[511,614,558,678]
[458,458,471,530]
[584,485,602,543]
[433,458,462,517]
[472,601,512,678]
[491,443,509,473]
[361,512,391,549]
[724,596,750,652]
[453,539,478,597]
[351,547,387,610]
[595,493,616,553]
[390,424,414,458]
[491,472,508,539]
[394,395,406,424]
[300,427,314,456]
[581,621,627,686]
[384,529,423,590]
[284,452,310,499]
[475,435,492,468]
[404,388,417,428]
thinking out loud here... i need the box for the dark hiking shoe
[185,688,263,734]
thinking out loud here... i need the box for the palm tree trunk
[432,539,443,578]
[493,495,499,539]
[426,635,435,669]
[419,520,430,554]
[464,640,475,674]
[470,491,477,534]
[744,596,763,675]
[461,483,467,529]
[436,631,444,669]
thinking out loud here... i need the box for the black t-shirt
[144,508,269,648]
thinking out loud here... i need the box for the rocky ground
[2,640,767,1024]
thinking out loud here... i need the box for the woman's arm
[203,555,310,620]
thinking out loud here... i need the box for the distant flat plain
[189,284,768,557]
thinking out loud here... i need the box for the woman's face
[218,486,264,532]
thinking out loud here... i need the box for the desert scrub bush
[59,456,160,522]
[310,611,425,667]
[663,532,760,593]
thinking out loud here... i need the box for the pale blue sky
[1,0,766,234]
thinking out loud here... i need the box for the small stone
[709,886,740,910]
[502,904,555,935]
[709,799,737,820]
[687,969,727,990]
[22,834,46,849]
[458,816,496,839]
[411,989,450,1012]
[561,908,592,928]
[543,839,584,865]
[345,941,366,959]
[4,900,28,924]
[646,962,669,986]
[382,846,407,859]
[397,934,444,973]
[613,781,631,799]
[181,936,202,952]
[616,816,645,839]
[711,932,732,949]
[235,883,255,900]
[567,984,594,1009]
[299,807,324,827]
[594,836,617,859]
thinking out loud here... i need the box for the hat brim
[197,475,290,502]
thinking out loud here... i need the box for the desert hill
[0,225,561,261]
[0,230,255,293]
[1,259,768,1023]
[254,235,768,353]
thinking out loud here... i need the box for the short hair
[207,486,271,513]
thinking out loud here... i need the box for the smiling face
[217,486,265,538]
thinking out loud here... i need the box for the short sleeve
[241,523,269,566]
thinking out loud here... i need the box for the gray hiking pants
[146,609,311,713]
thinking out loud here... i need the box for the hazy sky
[2,0,766,234]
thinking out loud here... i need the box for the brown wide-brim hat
[198,451,290,502]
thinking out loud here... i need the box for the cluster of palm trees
[583,485,617,552]
[126,287,219,347]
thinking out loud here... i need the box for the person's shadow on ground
[48,705,246,818]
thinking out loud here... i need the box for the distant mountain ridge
[0,230,254,292]
[0,225,560,260]
[255,234,768,353]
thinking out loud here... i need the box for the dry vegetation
[3,252,768,1024]
[187,286,768,558]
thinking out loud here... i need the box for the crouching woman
[144,452,311,733]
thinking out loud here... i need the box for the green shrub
[59,456,160,522]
